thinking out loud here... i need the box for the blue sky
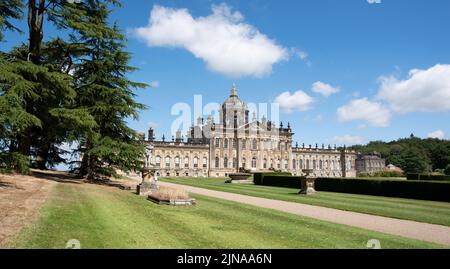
[2,0,450,146]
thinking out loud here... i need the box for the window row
[213,157,290,170]
[155,156,208,169]
[214,138,289,151]
[292,159,354,171]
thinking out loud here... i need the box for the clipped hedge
[406,174,420,180]
[254,174,450,202]
[315,177,450,202]
[254,174,302,188]
[253,172,292,185]
[407,174,450,181]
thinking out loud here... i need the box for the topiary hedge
[254,174,302,188]
[253,172,292,185]
[254,174,450,202]
[407,174,450,181]
[316,177,450,202]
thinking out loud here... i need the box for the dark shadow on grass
[31,169,137,192]
[85,177,137,191]
[30,170,83,185]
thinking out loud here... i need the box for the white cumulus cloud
[337,98,391,127]
[312,81,340,97]
[274,90,314,112]
[376,64,450,113]
[133,4,289,77]
[427,130,445,140]
[329,135,365,146]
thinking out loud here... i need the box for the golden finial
[231,83,237,97]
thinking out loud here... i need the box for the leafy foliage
[351,136,450,174]
[1,0,148,176]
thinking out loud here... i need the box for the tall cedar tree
[59,1,147,179]
[1,0,98,172]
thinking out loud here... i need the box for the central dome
[222,84,246,109]
[221,84,249,128]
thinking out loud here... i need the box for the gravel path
[161,181,450,246]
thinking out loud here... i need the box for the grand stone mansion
[141,86,358,178]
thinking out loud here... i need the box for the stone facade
[355,154,386,175]
[144,86,357,178]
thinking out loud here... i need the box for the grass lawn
[9,182,445,249]
[161,178,450,227]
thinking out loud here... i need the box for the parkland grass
[10,182,445,249]
[161,178,450,227]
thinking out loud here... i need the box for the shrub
[359,171,404,178]
[0,152,30,174]
[315,177,450,202]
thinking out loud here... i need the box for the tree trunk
[27,0,45,64]
[18,0,46,158]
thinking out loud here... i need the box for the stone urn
[137,165,159,196]
[299,169,317,195]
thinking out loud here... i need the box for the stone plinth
[137,166,158,196]
[226,173,252,183]
[299,177,317,195]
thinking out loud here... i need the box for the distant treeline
[350,135,450,174]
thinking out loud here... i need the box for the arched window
[193,157,199,168]
[175,156,180,168]
[215,157,220,168]
[233,158,237,168]
[252,157,257,168]
[215,138,220,147]
[224,157,228,168]
[284,159,288,169]
[242,139,247,149]
[306,160,310,169]
[253,138,258,150]
[184,156,189,168]
[156,156,161,168]
[224,138,228,149]
[165,156,171,168]
[319,160,323,170]
[203,157,207,168]
[292,159,296,169]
